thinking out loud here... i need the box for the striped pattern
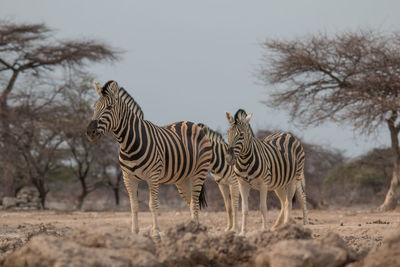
[233,131,304,189]
[198,123,240,231]
[87,80,212,238]
[225,109,308,235]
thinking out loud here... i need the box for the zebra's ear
[94,81,103,97]
[108,81,119,102]
[245,113,253,123]
[226,112,234,124]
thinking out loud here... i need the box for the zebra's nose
[86,120,98,140]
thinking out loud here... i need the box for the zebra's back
[157,121,212,183]
[119,120,211,184]
[262,132,305,189]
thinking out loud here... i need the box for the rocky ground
[0,208,399,266]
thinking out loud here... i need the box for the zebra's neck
[237,137,268,166]
[114,108,152,157]
[112,88,147,152]
[118,87,144,119]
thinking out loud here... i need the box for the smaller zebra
[198,123,240,232]
[225,109,309,235]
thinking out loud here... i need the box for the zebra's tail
[199,183,208,210]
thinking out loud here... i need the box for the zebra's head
[225,109,253,166]
[86,80,120,142]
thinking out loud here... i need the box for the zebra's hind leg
[283,182,297,225]
[218,183,233,231]
[272,187,286,230]
[229,181,240,232]
[238,179,250,236]
[148,178,161,240]
[295,171,309,225]
[190,173,207,222]
[259,185,268,231]
[123,171,140,234]
[176,178,192,206]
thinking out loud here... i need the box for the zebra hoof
[224,226,232,232]
[271,225,281,231]
[151,233,161,243]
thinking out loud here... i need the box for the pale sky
[2,0,400,157]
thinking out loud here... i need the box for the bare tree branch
[258,29,400,210]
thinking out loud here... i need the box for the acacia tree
[258,29,400,211]
[0,20,118,197]
[10,80,67,207]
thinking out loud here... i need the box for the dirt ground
[1,208,400,266]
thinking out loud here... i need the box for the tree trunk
[77,176,88,210]
[33,179,48,209]
[76,192,86,210]
[113,186,120,206]
[378,118,400,211]
[0,70,21,197]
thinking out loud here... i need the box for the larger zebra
[86,80,212,239]
[225,109,309,235]
[198,123,240,232]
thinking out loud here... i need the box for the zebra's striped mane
[234,109,255,137]
[198,123,225,143]
[118,87,144,120]
[101,80,144,119]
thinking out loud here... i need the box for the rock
[16,186,39,200]
[158,220,256,266]
[349,226,400,267]
[2,197,17,209]
[207,231,256,265]
[66,227,156,254]
[254,239,348,267]
[319,232,358,261]
[158,220,211,266]
[3,235,161,267]
[3,187,40,210]
[247,222,312,248]
[251,224,355,267]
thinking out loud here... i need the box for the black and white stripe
[225,109,308,235]
[198,123,239,232]
[87,80,212,238]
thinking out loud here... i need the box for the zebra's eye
[106,105,112,110]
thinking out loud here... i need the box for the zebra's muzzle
[86,120,100,142]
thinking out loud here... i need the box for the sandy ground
[1,208,400,266]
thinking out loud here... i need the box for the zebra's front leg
[148,179,161,240]
[123,173,139,234]
[218,183,233,231]
[259,185,268,230]
[230,182,240,232]
[238,179,250,236]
